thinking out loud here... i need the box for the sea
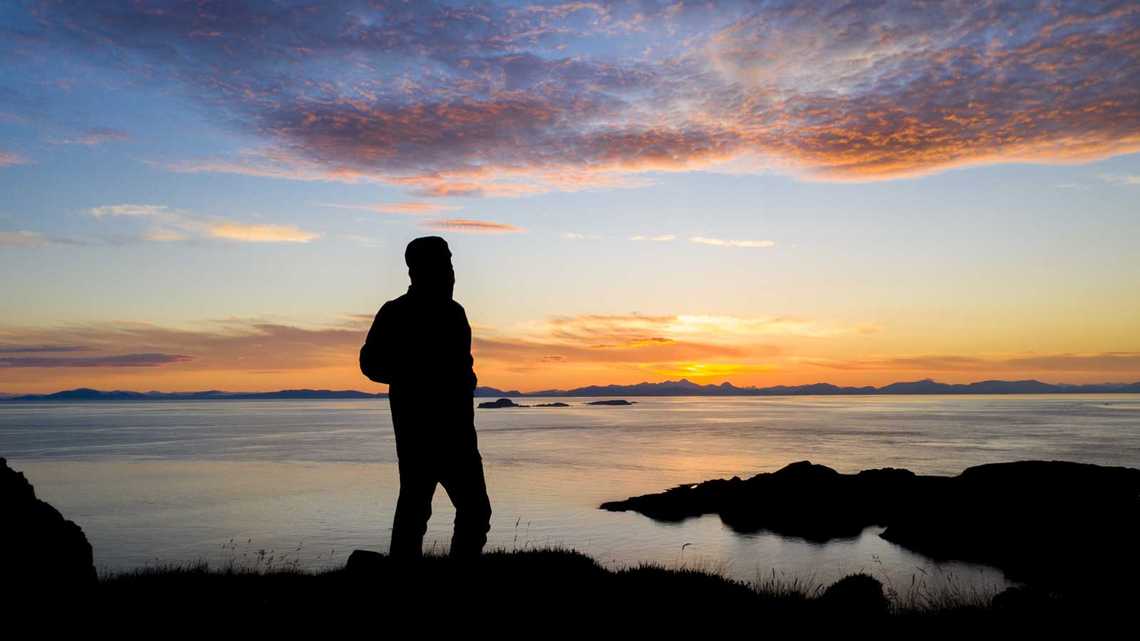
[3,394,1138,596]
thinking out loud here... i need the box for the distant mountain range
[3,378,1139,401]
[491,378,1140,396]
[1,388,385,401]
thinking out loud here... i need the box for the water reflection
[5,394,1138,595]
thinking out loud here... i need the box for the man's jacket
[360,288,477,401]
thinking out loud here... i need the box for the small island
[478,399,572,408]
[586,399,635,406]
[477,398,526,408]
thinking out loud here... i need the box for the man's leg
[389,459,437,560]
[439,445,492,559]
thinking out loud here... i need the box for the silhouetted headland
[1,458,96,601]
[601,460,1140,597]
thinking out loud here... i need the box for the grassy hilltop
[83,547,1116,632]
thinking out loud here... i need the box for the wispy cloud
[142,228,189,242]
[470,313,830,378]
[807,352,1140,373]
[0,353,190,368]
[491,313,865,357]
[50,127,130,146]
[206,222,318,243]
[631,234,676,242]
[0,344,91,354]
[1100,174,1140,186]
[88,203,320,243]
[0,231,48,247]
[421,218,525,234]
[319,201,459,215]
[88,204,167,218]
[0,150,28,167]
[0,318,365,373]
[690,236,775,248]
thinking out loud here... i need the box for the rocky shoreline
[601,460,1140,592]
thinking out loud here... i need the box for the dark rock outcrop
[602,460,1140,592]
[1,457,97,599]
[477,398,526,408]
[586,399,635,406]
[601,461,937,542]
[534,402,570,407]
[345,549,386,574]
[879,460,1140,591]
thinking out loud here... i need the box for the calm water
[3,395,1139,594]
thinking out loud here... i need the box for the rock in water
[478,398,525,408]
[1,457,97,599]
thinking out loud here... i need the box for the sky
[1,0,1139,394]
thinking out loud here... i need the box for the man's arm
[360,303,394,384]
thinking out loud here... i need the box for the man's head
[405,236,454,298]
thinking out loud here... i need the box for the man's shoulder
[370,296,406,324]
[382,293,414,310]
[375,294,464,318]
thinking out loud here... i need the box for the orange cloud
[85,203,320,244]
[207,222,318,243]
[420,218,525,234]
[320,201,459,215]
[690,236,775,248]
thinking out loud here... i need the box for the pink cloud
[420,218,525,234]
[18,1,1140,193]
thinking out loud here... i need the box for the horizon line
[5,377,1140,399]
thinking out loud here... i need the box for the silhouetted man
[359,236,492,559]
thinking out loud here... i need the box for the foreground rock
[601,460,1140,592]
[819,573,889,618]
[1,457,97,599]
